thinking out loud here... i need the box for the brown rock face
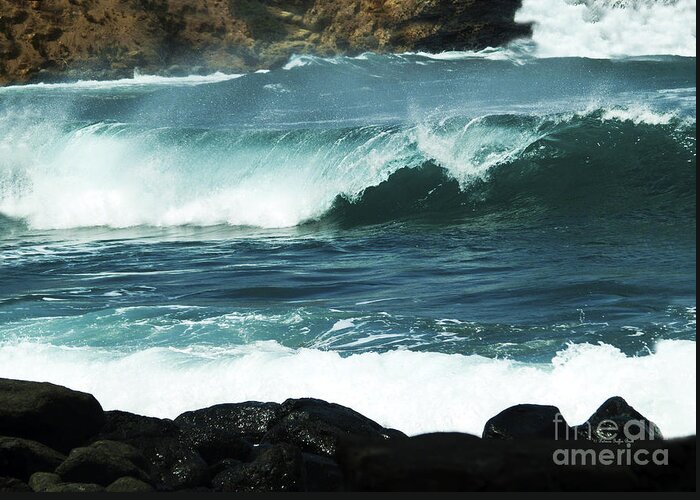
[0,0,529,85]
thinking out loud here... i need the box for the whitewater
[0,0,696,438]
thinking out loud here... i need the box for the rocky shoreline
[0,377,695,492]
[0,0,530,85]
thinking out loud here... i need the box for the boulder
[580,397,663,443]
[31,471,105,493]
[28,472,61,492]
[209,458,243,478]
[94,411,209,491]
[212,443,304,492]
[44,482,105,492]
[175,402,282,445]
[55,440,150,486]
[338,432,695,491]
[97,410,180,442]
[175,402,280,462]
[262,398,404,457]
[0,436,66,481]
[0,476,31,492]
[302,452,344,492]
[482,404,571,441]
[106,476,155,492]
[0,378,104,452]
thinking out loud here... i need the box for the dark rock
[28,472,61,492]
[175,402,282,446]
[175,405,265,462]
[209,458,243,478]
[302,452,344,492]
[483,404,571,441]
[0,378,105,452]
[0,476,31,492]
[580,397,663,443]
[97,410,180,442]
[338,432,695,491]
[55,440,150,486]
[0,436,66,481]
[95,410,209,491]
[177,486,214,493]
[106,476,155,492]
[133,433,209,491]
[212,443,304,492]
[262,398,404,457]
[45,482,105,492]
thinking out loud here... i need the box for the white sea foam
[0,339,694,438]
[599,105,678,125]
[516,0,696,58]
[0,71,243,92]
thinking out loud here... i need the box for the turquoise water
[0,53,695,436]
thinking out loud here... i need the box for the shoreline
[0,0,529,86]
[1,377,695,492]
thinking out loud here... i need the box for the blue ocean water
[0,47,696,434]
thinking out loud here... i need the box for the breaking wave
[0,107,694,230]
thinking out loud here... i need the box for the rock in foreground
[0,378,104,453]
[0,378,694,491]
[338,432,696,491]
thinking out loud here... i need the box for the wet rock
[482,404,571,440]
[209,458,243,478]
[262,398,404,458]
[338,432,695,491]
[175,403,279,462]
[28,472,61,492]
[302,452,344,492]
[55,440,150,486]
[106,476,155,492]
[96,410,180,442]
[175,402,282,446]
[0,476,31,492]
[0,436,66,481]
[137,433,209,491]
[212,443,304,492]
[580,397,663,443]
[45,482,105,492]
[95,410,209,491]
[0,378,104,452]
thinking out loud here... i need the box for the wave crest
[0,107,694,230]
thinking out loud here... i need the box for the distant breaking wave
[0,107,694,230]
[0,71,243,92]
[516,0,696,58]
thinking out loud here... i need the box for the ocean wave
[0,106,694,230]
[0,339,694,438]
[516,0,696,58]
[0,71,244,93]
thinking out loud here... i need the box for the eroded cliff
[0,0,529,84]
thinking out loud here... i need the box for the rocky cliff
[0,0,530,84]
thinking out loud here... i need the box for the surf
[0,107,694,230]
[0,338,694,438]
